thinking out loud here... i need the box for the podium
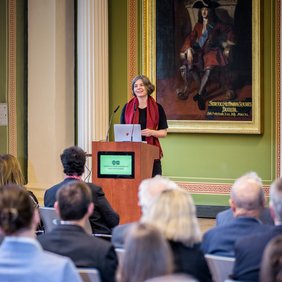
[92,141,159,223]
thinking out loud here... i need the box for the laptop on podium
[114,124,142,142]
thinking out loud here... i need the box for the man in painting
[179,0,235,111]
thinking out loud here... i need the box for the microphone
[106,105,120,142]
[130,104,137,142]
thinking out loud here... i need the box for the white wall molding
[77,0,109,157]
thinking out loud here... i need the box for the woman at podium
[120,75,168,176]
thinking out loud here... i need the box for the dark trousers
[152,159,162,177]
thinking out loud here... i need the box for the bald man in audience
[201,172,271,257]
[111,175,179,248]
[38,181,118,282]
[232,177,282,281]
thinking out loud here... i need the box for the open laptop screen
[114,124,142,142]
[97,151,135,179]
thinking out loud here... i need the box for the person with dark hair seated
[260,235,282,282]
[39,181,118,282]
[44,146,119,235]
[0,184,81,282]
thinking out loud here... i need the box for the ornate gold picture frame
[142,0,261,134]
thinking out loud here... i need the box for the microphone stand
[130,104,137,142]
[106,105,120,142]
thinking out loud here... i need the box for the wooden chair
[205,254,235,282]
[77,268,101,282]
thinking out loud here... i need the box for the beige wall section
[27,0,74,203]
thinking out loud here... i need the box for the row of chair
[77,251,235,282]
[40,207,236,282]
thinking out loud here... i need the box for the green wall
[109,0,278,206]
[109,0,128,128]
[0,0,27,177]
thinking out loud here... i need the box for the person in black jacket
[44,146,119,234]
[39,181,118,282]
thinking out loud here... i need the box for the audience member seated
[142,189,212,282]
[232,177,282,281]
[0,184,81,282]
[44,146,119,235]
[117,222,173,282]
[38,181,118,282]
[216,207,274,226]
[260,235,282,282]
[111,175,179,248]
[201,172,271,257]
[0,154,44,233]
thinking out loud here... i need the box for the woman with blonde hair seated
[0,184,81,282]
[0,154,41,205]
[0,154,38,203]
[0,154,43,233]
[117,222,173,282]
[142,189,212,282]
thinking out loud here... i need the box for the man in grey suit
[111,175,179,248]
[38,181,118,282]
[201,172,271,257]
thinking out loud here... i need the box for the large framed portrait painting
[142,0,261,133]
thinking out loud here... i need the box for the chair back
[39,207,61,233]
[204,254,235,282]
[77,268,101,282]
[115,248,125,265]
[145,274,197,282]
[39,206,93,234]
[84,219,92,235]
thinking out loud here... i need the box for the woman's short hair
[0,154,26,186]
[131,75,155,96]
[60,146,86,176]
[117,222,173,282]
[0,184,34,235]
[260,235,282,282]
[142,189,201,246]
